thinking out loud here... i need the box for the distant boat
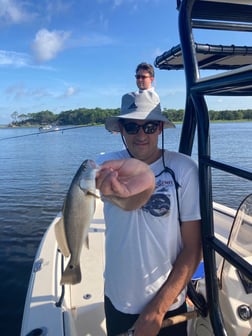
[38,125,60,132]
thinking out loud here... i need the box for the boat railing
[155,1,252,335]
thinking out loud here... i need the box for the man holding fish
[96,90,202,336]
[56,157,155,286]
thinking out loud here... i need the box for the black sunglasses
[135,75,151,79]
[122,121,160,135]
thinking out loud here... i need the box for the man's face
[135,70,154,90]
[120,119,162,164]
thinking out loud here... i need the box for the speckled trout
[55,159,99,285]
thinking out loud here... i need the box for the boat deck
[21,201,107,336]
[21,199,236,336]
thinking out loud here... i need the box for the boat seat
[155,43,252,71]
[192,260,205,281]
[187,261,208,317]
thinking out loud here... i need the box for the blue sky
[0,0,251,125]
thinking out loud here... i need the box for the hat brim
[105,113,175,132]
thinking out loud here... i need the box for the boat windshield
[228,194,252,257]
[220,194,252,294]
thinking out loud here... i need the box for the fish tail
[60,262,81,285]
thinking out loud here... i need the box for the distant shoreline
[0,119,251,129]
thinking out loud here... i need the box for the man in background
[135,62,157,93]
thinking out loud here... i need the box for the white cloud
[0,0,74,27]
[0,0,32,24]
[5,83,52,99]
[32,28,71,62]
[45,0,73,17]
[74,33,115,48]
[206,96,252,111]
[0,50,30,67]
[113,0,124,7]
[0,49,55,70]
[5,83,29,98]
[62,86,77,98]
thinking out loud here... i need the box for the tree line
[10,107,252,127]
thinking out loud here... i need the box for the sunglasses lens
[144,123,159,134]
[135,75,150,79]
[123,123,139,134]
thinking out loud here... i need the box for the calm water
[0,123,251,335]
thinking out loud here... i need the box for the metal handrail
[177,1,252,335]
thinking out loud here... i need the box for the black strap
[155,165,182,225]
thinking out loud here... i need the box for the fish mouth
[83,159,96,168]
[90,160,98,169]
[84,159,100,171]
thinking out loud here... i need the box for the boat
[21,1,252,335]
[38,125,60,132]
[20,198,251,336]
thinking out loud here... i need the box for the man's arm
[96,158,155,210]
[133,219,202,336]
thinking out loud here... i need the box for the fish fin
[85,188,100,198]
[60,262,81,285]
[80,179,100,198]
[84,235,89,249]
[54,218,70,257]
[92,188,100,198]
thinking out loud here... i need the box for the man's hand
[96,158,155,210]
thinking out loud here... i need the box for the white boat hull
[21,200,106,336]
[21,199,252,336]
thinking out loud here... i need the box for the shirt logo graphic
[128,102,137,110]
[143,193,170,217]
